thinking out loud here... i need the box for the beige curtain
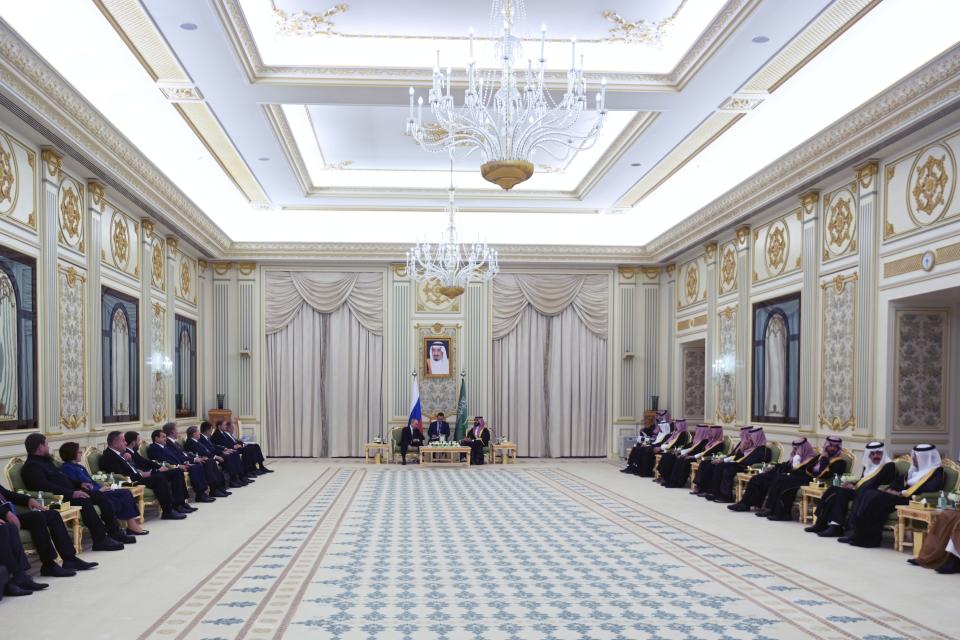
[492,274,608,457]
[264,271,383,457]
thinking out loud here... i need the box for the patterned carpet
[139,466,942,640]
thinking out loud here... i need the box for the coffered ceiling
[2,0,960,254]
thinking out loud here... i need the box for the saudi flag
[454,375,468,441]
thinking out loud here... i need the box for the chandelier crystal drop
[406,162,499,299]
[404,0,607,190]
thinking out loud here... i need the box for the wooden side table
[420,446,470,466]
[735,472,754,503]
[491,443,518,464]
[895,504,941,555]
[53,505,82,555]
[799,484,827,524]
[364,443,390,464]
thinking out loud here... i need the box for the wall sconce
[148,351,173,379]
[712,353,735,379]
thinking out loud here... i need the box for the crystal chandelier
[404,0,607,190]
[406,161,499,299]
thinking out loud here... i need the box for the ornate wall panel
[100,201,140,279]
[237,279,254,417]
[718,241,738,295]
[150,236,165,292]
[416,322,459,418]
[415,278,461,314]
[175,250,198,305]
[752,209,803,284]
[818,274,857,431]
[716,306,737,424]
[213,280,229,409]
[56,173,84,253]
[821,186,858,263]
[893,310,948,432]
[884,128,960,241]
[0,128,36,232]
[618,283,636,420]
[682,346,705,420]
[464,283,487,420]
[58,265,86,430]
[676,255,706,310]
[151,301,166,425]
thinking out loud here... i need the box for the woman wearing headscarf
[461,416,491,465]
[622,420,672,475]
[841,444,945,548]
[806,441,895,537]
[761,435,846,520]
[706,427,770,502]
[641,419,689,479]
[692,426,749,496]
[657,424,707,485]
[728,437,815,512]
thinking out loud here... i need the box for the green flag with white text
[454,375,468,441]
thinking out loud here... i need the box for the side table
[364,443,390,464]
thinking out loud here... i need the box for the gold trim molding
[88,180,105,212]
[236,262,256,276]
[855,160,879,191]
[40,148,62,180]
[640,266,661,280]
[883,240,960,278]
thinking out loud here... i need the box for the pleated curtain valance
[492,273,609,339]
[264,271,383,335]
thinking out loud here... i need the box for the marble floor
[2,460,954,640]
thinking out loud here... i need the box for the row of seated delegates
[659,425,726,488]
[912,460,960,574]
[729,436,846,520]
[399,415,491,466]
[620,418,678,476]
[698,427,769,502]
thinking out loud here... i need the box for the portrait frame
[422,335,454,379]
[750,291,801,424]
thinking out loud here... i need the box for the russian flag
[408,372,423,433]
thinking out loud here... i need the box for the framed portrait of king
[751,292,801,424]
[423,336,453,378]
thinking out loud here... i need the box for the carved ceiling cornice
[0,20,231,254]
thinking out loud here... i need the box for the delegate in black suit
[185,431,242,490]
[148,438,211,501]
[99,448,184,519]
[427,416,451,442]
[212,422,269,474]
[399,422,424,464]
[20,453,125,548]
[196,430,249,486]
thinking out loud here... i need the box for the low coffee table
[419,445,471,466]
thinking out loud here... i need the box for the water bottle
[832,474,840,487]
[938,491,947,510]
[108,473,116,488]
[37,490,44,507]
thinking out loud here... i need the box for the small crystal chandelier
[406,161,499,299]
[404,0,607,190]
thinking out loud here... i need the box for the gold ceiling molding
[617,266,637,280]
[718,96,763,112]
[883,240,960,278]
[647,44,960,260]
[855,160,879,190]
[271,2,348,37]
[213,0,758,91]
[676,314,707,331]
[601,2,686,46]
[212,262,234,275]
[615,111,744,208]
[640,266,661,280]
[95,0,270,207]
[0,21,229,252]
[738,0,881,95]
[236,262,256,275]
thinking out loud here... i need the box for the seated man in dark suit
[20,433,129,550]
[197,422,250,487]
[1,482,96,579]
[184,425,237,491]
[0,513,47,596]
[124,431,195,513]
[163,423,229,498]
[427,412,451,443]
[100,431,187,520]
[213,420,271,475]
[399,418,424,465]
[148,428,216,503]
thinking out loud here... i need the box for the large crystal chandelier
[404,0,607,190]
[407,161,499,299]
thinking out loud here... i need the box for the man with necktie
[427,412,451,443]
[197,421,251,487]
[147,428,216,503]
[100,431,187,520]
[213,420,271,475]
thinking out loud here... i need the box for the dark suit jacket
[0,483,29,507]
[148,442,184,465]
[200,435,226,455]
[211,429,241,449]
[427,420,450,440]
[126,448,160,472]
[400,425,423,448]
[184,437,213,458]
[21,455,80,496]
[100,448,146,481]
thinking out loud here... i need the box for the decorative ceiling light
[406,161,499,299]
[404,0,606,190]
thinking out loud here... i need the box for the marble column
[661,265,677,415]
[86,181,105,431]
[799,191,820,433]
[39,149,61,432]
[703,243,718,422]
[639,267,661,414]
[140,219,155,426]
[855,161,879,437]
[734,226,750,425]
[165,236,178,424]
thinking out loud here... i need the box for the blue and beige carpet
[139,466,942,640]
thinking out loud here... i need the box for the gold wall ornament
[665,264,676,276]
[720,305,735,320]
[110,212,130,268]
[272,2,348,37]
[885,165,895,183]
[765,223,787,273]
[390,263,408,278]
[151,241,164,287]
[704,242,717,261]
[827,198,853,248]
[912,154,949,216]
[640,266,661,280]
[65,266,78,288]
[88,180,105,211]
[734,225,749,247]
[198,259,208,274]
[0,140,14,204]
[212,262,233,275]
[141,219,155,237]
[800,190,819,215]
[59,186,81,240]
[684,264,699,301]
[601,4,684,45]
[237,262,256,276]
[618,266,637,280]
[40,148,62,179]
[180,260,191,296]
[720,247,736,289]
[855,161,879,190]
[60,412,87,431]
[166,236,179,256]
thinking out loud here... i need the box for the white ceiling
[2,1,960,249]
